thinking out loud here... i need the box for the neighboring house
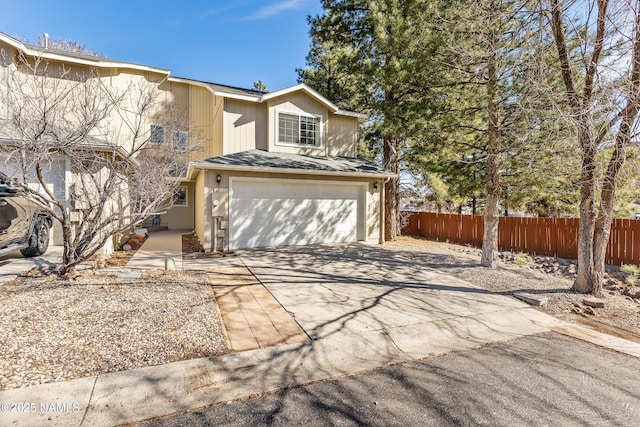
[0,31,394,253]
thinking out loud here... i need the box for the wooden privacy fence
[402,211,640,266]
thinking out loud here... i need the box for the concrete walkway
[2,235,640,427]
[124,230,185,270]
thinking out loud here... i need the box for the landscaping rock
[582,298,605,308]
[514,292,548,306]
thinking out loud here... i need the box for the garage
[229,177,367,250]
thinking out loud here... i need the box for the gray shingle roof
[193,149,394,177]
[171,76,264,98]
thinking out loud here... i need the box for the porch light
[216,174,222,184]
[373,181,378,190]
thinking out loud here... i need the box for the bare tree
[546,0,640,295]
[0,49,196,275]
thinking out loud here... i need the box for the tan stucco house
[0,31,394,253]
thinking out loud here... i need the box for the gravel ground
[387,236,640,341]
[3,235,639,391]
[0,270,228,391]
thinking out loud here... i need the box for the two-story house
[0,31,394,253]
[159,77,394,251]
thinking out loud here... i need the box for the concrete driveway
[239,243,556,351]
[0,246,62,284]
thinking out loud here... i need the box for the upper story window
[150,125,164,143]
[150,125,187,151]
[173,131,188,151]
[277,111,322,147]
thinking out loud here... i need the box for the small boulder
[582,298,605,308]
[514,292,548,306]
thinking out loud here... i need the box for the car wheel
[21,217,50,257]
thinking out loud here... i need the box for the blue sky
[0,0,323,90]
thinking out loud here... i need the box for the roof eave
[0,32,170,75]
[168,77,262,102]
[189,161,396,179]
[336,110,368,119]
[261,83,338,112]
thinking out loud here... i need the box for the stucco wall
[195,172,205,244]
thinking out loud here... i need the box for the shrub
[621,264,639,286]
[516,252,531,267]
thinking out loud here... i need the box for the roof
[189,149,395,179]
[169,76,265,99]
[0,31,170,75]
[168,77,367,118]
[1,31,366,119]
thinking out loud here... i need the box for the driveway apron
[238,243,543,341]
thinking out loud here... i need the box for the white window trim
[275,109,324,149]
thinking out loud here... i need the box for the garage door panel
[229,179,365,250]
[232,181,360,200]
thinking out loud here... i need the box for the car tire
[20,217,50,257]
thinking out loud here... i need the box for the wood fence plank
[402,212,640,266]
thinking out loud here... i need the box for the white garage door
[229,177,367,250]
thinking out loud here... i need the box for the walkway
[208,266,308,351]
[125,230,307,352]
[125,230,184,270]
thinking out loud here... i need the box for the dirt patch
[182,232,236,260]
[87,234,148,268]
[389,236,640,343]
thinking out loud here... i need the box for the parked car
[0,172,53,257]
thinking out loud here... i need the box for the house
[0,31,394,253]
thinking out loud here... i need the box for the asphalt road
[145,332,640,427]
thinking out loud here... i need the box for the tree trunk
[383,133,398,241]
[592,145,625,298]
[481,188,500,267]
[481,0,500,268]
[573,127,597,293]
[60,219,77,276]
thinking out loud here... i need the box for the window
[173,131,188,150]
[277,112,321,147]
[173,186,187,206]
[150,125,164,143]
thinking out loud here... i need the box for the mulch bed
[182,233,236,260]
